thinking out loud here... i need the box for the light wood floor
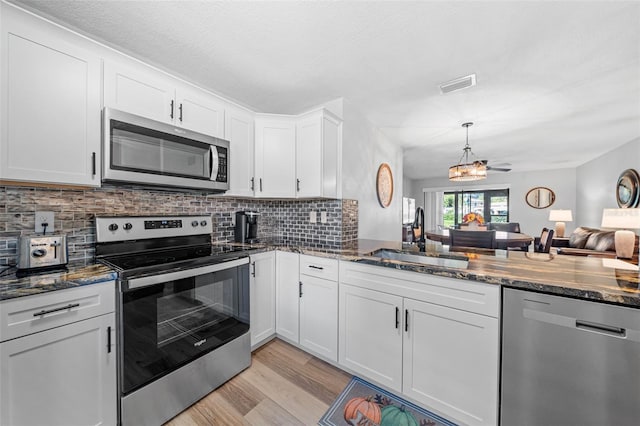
[165,338,352,425]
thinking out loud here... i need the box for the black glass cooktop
[99,244,252,279]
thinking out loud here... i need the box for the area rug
[319,376,457,426]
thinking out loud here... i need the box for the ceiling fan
[479,160,512,173]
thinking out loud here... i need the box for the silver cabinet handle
[299,281,303,298]
[576,320,626,337]
[251,261,256,277]
[259,178,263,192]
[179,103,183,122]
[308,265,324,270]
[251,177,255,191]
[170,100,174,119]
[33,303,80,317]
[296,179,300,192]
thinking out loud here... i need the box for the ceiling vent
[439,74,476,94]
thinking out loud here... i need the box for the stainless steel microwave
[102,108,229,192]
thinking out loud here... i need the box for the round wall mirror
[616,168,640,208]
[525,187,556,209]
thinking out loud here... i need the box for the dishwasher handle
[576,320,626,337]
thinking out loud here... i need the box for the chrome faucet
[412,207,426,252]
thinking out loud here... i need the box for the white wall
[576,137,640,228]
[410,168,577,237]
[342,99,403,241]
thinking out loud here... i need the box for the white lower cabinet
[275,251,300,342]
[299,273,338,361]
[0,282,116,426]
[338,284,403,391]
[338,261,499,426]
[276,252,339,361]
[249,251,276,348]
[402,298,499,426]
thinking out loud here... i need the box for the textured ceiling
[12,0,640,180]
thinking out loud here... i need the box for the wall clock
[376,163,394,208]
[616,168,640,208]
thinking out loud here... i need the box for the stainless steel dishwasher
[501,288,640,426]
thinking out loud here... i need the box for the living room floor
[165,339,352,425]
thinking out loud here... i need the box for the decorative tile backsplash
[0,185,358,266]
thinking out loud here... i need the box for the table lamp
[548,210,573,238]
[601,208,640,259]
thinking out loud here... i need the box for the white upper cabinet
[175,84,225,138]
[296,109,342,199]
[0,4,101,186]
[225,106,255,197]
[254,110,342,199]
[254,115,296,198]
[103,60,174,124]
[104,60,225,138]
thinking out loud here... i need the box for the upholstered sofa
[555,226,639,259]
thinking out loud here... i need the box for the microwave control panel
[216,147,228,183]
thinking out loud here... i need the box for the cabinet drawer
[339,261,499,318]
[300,254,338,281]
[0,281,115,342]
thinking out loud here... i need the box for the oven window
[121,264,249,395]
[157,274,238,347]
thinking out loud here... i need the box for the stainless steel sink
[369,249,469,269]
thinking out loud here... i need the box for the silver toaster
[17,235,68,271]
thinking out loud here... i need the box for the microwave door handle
[209,146,219,181]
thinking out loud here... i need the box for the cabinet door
[299,275,337,361]
[0,313,116,426]
[176,85,225,138]
[225,107,255,197]
[103,60,175,123]
[249,251,276,348]
[295,113,323,197]
[254,117,296,198]
[403,298,499,426]
[0,10,101,186]
[275,251,300,342]
[339,284,403,392]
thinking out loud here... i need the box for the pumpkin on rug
[319,377,457,426]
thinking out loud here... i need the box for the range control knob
[200,220,207,227]
[123,223,133,231]
[191,220,199,227]
[108,223,118,232]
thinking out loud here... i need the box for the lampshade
[601,208,640,229]
[548,210,573,222]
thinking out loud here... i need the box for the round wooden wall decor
[616,168,640,208]
[376,163,394,208]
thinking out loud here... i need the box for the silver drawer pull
[576,320,626,337]
[33,303,80,317]
[308,265,324,270]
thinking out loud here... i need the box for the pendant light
[448,122,487,181]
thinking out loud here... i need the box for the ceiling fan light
[448,162,487,181]
[448,122,487,182]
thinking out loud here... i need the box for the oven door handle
[123,257,249,290]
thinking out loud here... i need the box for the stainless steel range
[95,215,251,426]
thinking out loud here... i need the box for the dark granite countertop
[0,261,117,301]
[226,239,640,308]
[3,239,638,308]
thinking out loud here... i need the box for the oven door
[119,258,249,395]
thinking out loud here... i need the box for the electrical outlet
[35,211,55,234]
[309,211,317,224]
[320,211,327,223]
